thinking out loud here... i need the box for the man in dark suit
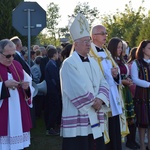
[44,46,62,135]
[40,45,56,82]
[10,36,31,76]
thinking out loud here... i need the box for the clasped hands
[4,79,29,90]
[122,77,133,86]
[92,97,103,112]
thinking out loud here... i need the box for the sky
[24,0,149,28]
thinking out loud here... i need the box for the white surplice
[60,51,109,139]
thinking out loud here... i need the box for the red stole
[0,60,32,136]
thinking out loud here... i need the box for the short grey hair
[0,39,15,53]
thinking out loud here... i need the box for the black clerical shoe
[134,141,140,149]
[126,142,138,149]
[146,146,150,150]
[46,128,59,136]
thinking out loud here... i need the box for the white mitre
[68,13,90,41]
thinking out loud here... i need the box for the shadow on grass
[27,117,62,150]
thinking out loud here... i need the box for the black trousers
[44,95,62,130]
[105,115,122,150]
[126,123,136,144]
[62,134,105,150]
[34,95,44,118]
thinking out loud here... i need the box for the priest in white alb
[60,13,110,150]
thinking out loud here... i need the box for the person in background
[44,46,62,135]
[30,50,36,67]
[10,36,36,127]
[125,41,131,57]
[61,44,73,62]
[31,56,42,85]
[39,46,47,57]
[60,13,109,150]
[122,40,128,62]
[10,36,31,76]
[61,42,69,49]
[127,47,140,148]
[56,47,62,68]
[40,45,56,82]
[131,40,150,150]
[0,39,34,150]
[90,25,125,150]
[33,45,40,52]
[127,47,137,97]
[107,37,139,149]
[39,45,57,124]
[35,49,42,57]
[31,56,43,119]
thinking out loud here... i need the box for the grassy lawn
[27,117,62,150]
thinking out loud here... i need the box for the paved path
[122,130,148,150]
[122,135,140,150]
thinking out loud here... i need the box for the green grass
[27,117,62,150]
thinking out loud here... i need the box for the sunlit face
[16,39,23,52]
[92,26,107,46]
[75,36,91,57]
[0,43,16,66]
[117,41,123,57]
[143,43,150,59]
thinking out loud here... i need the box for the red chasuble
[0,60,32,136]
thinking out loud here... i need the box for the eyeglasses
[82,40,91,44]
[94,32,108,36]
[0,52,15,59]
[76,39,91,44]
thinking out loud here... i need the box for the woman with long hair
[131,40,150,150]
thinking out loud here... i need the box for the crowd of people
[0,13,150,150]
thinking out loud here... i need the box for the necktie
[96,46,104,52]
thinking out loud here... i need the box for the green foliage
[137,11,150,45]
[37,32,61,47]
[71,2,100,28]
[37,0,150,48]
[58,26,70,39]
[27,117,62,150]
[0,0,23,39]
[100,1,147,47]
[0,0,36,46]
[46,2,61,46]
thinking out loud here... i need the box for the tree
[0,0,37,46]
[36,32,60,47]
[70,2,100,29]
[137,10,150,45]
[46,2,61,46]
[59,2,100,43]
[100,0,147,47]
[38,0,150,48]
[0,0,23,39]
[58,27,69,38]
